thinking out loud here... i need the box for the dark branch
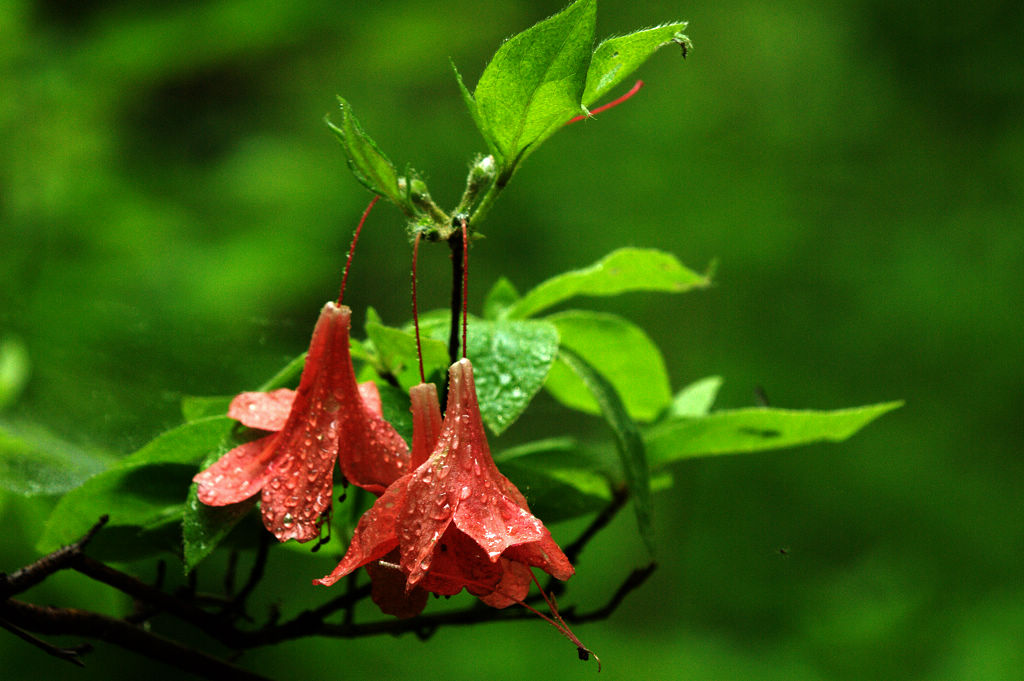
[447,225,465,368]
[2,504,650,676]
[563,486,630,566]
[0,600,271,681]
[0,616,91,667]
[1,515,108,599]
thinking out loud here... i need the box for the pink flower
[193,302,409,542]
[314,359,573,607]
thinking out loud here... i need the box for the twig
[307,563,656,639]
[0,616,91,667]
[563,486,630,566]
[231,531,270,615]
[0,515,108,599]
[0,600,271,681]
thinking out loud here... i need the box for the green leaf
[181,395,233,422]
[501,459,613,523]
[645,402,904,466]
[483,276,521,320]
[558,347,653,554]
[183,487,257,572]
[669,375,723,417]
[376,381,413,447]
[0,419,114,496]
[544,311,671,422]
[365,320,449,389]
[467,319,559,434]
[473,0,596,170]
[506,248,710,319]
[327,97,407,209]
[0,337,31,410]
[494,436,577,463]
[422,316,559,434]
[38,416,233,559]
[495,437,613,523]
[583,23,689,107]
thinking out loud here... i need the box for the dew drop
[459,485,471,500]
[282,513,294,527]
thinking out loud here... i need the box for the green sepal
[327,97,410,211]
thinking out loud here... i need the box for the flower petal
[314,478,407,586]
[228,389,296,431]
[502,531,575,582]
[417,526,505,597]
[357,381,382,416]
[365,549,429,618]
[454,493,546,560]
[193,434,279,505]
[396,461,458,588]
[337,407,410,494]
[409,382,442,469]
[258,303,354,541]
[478,559,533,608]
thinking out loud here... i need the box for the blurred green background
[2,0,1022,679]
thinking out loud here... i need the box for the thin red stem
[566,79,644,125]
[338,195,379,304]
[460,218,469,360]
[411,232,426,384]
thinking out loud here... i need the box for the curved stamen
[338,195,380,304]
[566,79,645,125]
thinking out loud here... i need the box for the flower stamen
[566,79,645,125]
[338,195,379,305]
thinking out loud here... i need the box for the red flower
[314,358,574,607]
[193,302,409,542]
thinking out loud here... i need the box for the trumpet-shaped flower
[315,358,573,606]
[193,302,409,542]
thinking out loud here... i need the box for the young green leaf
[451,59,495,159]
[668,375,723,417]
[327,97,408,211]
[38,416,233,557]
[583,23,689,107]
[365,320,448,388]
[645,401,904,466]
[544,310,671,422]
[482,276,521,319]
[505,247,710,319]
[558,347,654,554]
[473,0,596,172]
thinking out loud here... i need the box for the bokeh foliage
[2,1,1022,680]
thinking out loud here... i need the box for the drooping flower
[314,358,573,606]
[193,302,410,542]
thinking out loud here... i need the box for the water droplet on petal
[459,485,471,500]
[282,513,294,527]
